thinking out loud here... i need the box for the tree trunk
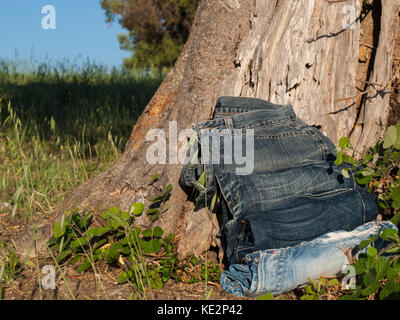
[15,0,400,259]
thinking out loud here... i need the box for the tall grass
[0,57,165,217]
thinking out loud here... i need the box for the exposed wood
[350,0,400,154]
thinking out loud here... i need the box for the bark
[13,0,400,259]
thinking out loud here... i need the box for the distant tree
[101,0,199,70]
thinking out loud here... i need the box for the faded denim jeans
[220,221,398,297]
[179,96,378,265]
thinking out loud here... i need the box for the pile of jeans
[179,96,397,296]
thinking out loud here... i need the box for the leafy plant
[300,277,339,300]
[47,180,219,295]
[339,228,400,300]
[0,241,22,299]
[335,122,400,225]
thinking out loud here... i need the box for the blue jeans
[220,221,398,297]
[179,97,378,265]
[179,97,337,202]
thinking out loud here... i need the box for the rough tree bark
[15,0,400,259]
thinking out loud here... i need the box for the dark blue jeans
[179,97,378,265]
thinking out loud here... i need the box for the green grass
[0,57,165,218]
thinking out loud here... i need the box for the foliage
[48,180,221,294]
[300,278,339,300]
[328,122,400,300]
[101,0,199,69]
[0,58,163,217]
[0,57,164,149]
[335,122,400,225]
[339,228,400,300]
[0,241,22,299]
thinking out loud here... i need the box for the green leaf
[151,212,159,222]
[153,226,164,238]
[103,244,121,264]
[258,292,274,300]
[391,151,400,161]
[163,184,173,196]
[360,281,380,297]
[146,208,158,216]
[367,246,377,258]
[165,233,174,243]
[377,195,389,209]
[354,257,367,274]
[391,187,400,204]
[56,250,71,263]
[341,168,350,179]
[339,137,351,149]
[151,173,159,182]
[150,276,163,290]
[86,226,112,239]
[358,167,375,177]
[142,228,152,238]
[359,240,371,251]
[391,211,400,226]
[69,254,82,265]
[334,152,343,166]
[110,220,122,230]
[355,169,374,185]
[162,203,169,213]
[198,171,206,187]
[77,258,92,273]
[143,239,161,254]
[53,221,66,239]
[117,271,129,284]
[70,237,88,250]
[121,211,130,221]
[383,126,397,149]
[380,228,398,242]
[210,192,218,211]
[386,266,400,281]
[380,279,400,300]
[372,153,379,164]
[375,257,390,280]
[328,278,339,286]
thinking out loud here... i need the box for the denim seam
[215,174,242,214]
[304,188,353,199]
[215,175,234,217]
[238,116,295,130]
[354,183,367,223]
[254,131,309,140]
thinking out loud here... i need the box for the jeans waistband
[194,97,297,132]
[214,96,295,116]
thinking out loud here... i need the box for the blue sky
[0,1,130,68]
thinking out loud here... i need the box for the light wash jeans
[220,221,398,297]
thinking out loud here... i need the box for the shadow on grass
[0,64,165,152]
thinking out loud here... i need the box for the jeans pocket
[215,174,243,217]
[224,218,255,265]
